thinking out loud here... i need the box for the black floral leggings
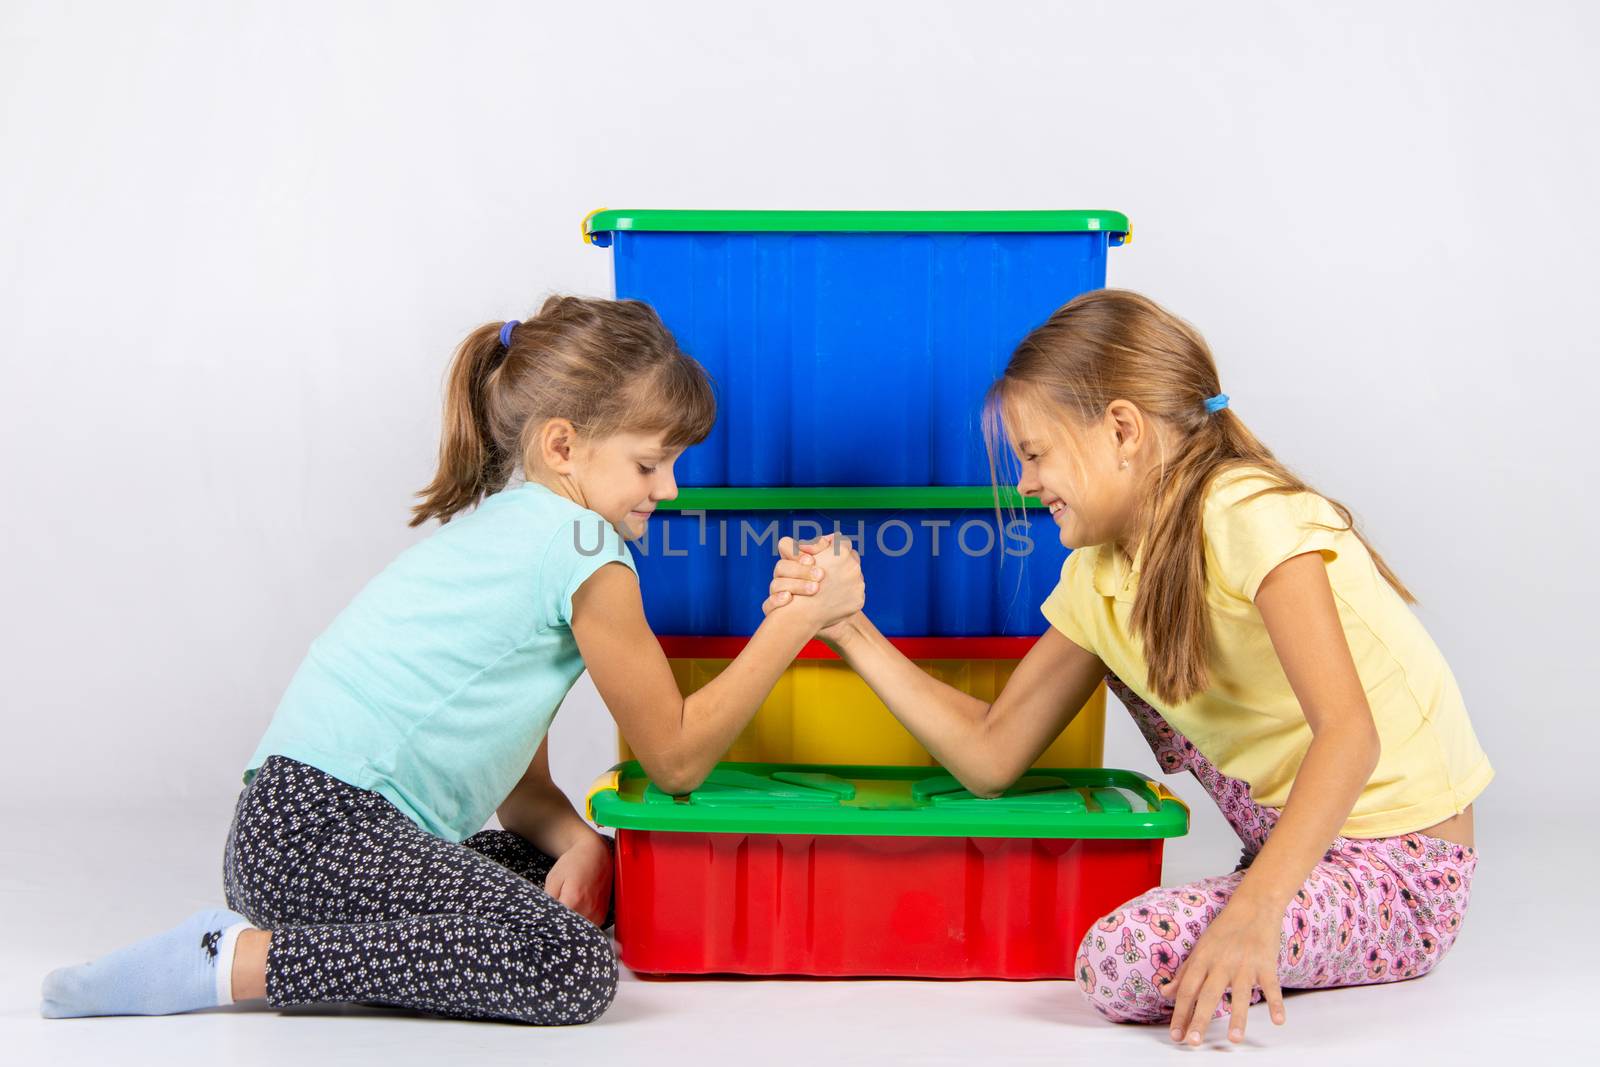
[222,755,618,1025]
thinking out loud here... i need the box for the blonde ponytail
[411,323,513,526]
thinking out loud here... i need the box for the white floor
[0,801,1571,1065]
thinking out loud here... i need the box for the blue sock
[40,908,252,1018]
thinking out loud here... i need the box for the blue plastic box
[625,488,1066,637]
[585,210,1129,488]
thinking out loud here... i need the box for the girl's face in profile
[532,424,683,541]
[570,430,685,541]
[1006,395,1146,551]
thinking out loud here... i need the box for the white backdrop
[3,0,1594,871]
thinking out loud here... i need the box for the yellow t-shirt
[1040,465,1492,838]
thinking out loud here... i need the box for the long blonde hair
[985,289,1411,706]
[411,295,715,526]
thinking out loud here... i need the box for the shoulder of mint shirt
[245,482,637,843]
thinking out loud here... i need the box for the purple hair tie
[499,320,519,348]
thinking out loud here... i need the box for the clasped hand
[761,533,864,637]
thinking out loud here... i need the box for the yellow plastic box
[622,636,1105,768]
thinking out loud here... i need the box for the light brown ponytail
[410,296,716,527]
[411,323,512,527]
[985,290,1413,706]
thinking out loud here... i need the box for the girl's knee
[503,913,618,1025]
[567,921,620,1024]
[1076,917,1175,1024]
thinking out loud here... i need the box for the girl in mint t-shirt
[41,295,864,1025]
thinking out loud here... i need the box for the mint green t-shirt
[245,482,637,842]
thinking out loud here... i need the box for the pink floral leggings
[1078,676,1479,1023]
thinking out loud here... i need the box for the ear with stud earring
[1120,457,1129,470]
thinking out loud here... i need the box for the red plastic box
[588,762,1188,979]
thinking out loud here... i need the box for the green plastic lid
[584,209,1130,240]
[659,486,1042,512]
[587,761,1189,840]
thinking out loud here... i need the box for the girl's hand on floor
[1163,895,1287,1045]
[544,832,613,927]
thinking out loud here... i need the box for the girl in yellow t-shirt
[765,289,1490,1046]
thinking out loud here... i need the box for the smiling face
[527,421,684,540]
[1002,389,1159,551]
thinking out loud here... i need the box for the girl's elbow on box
[963,713,1031,798]
[636,762,699,798]
[954,759,1025,800]
[633,745,712,797]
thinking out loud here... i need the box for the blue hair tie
[499,320,520,348]
[1204,392,1229,414]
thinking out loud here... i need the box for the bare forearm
[653,609,818,790]
[1232,724,1380,911]
[827,614,998,778]
[500,787,597,857]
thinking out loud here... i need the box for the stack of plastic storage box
[581,210,1187,979]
